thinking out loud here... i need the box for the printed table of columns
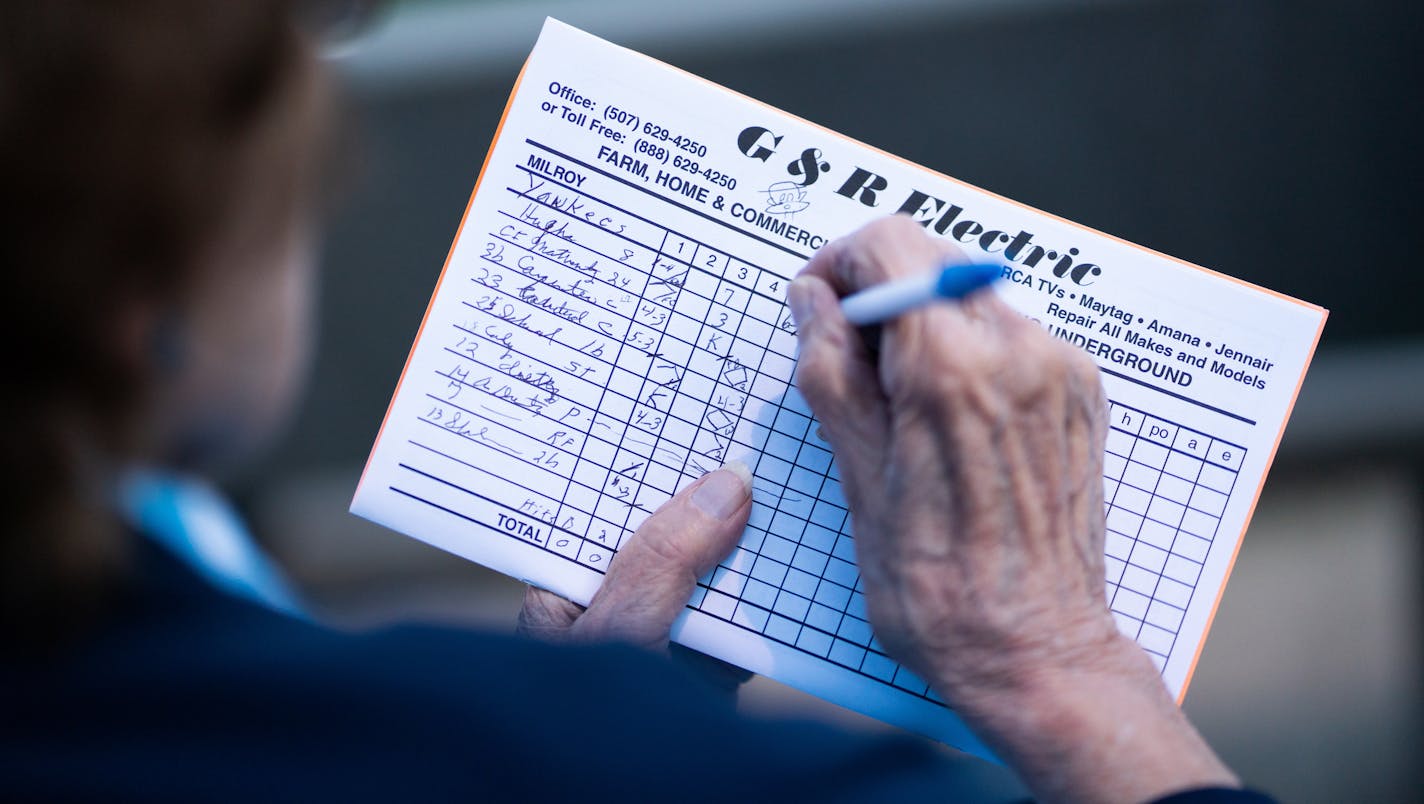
[384,138,1241,703]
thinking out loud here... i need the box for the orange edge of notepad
[597,32,1331,703]
[353,23,1331,704]
[352,55,533,504]
[1173,309,1328,703]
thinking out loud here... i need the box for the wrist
[938,632,1239,803]
[923,605,1127,707]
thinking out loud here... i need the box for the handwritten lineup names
[411,145,818,575]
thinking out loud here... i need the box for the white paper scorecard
[352,19,1327,754]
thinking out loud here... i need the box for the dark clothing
[0,543,1265,802]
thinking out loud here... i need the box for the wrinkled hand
[788,217,1235,802]
[517,463,752,651]
[789,215,1117,700]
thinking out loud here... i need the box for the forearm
[945,634,1238,804]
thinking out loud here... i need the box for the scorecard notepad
[353,19,1327,753]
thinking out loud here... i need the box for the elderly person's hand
[789,216,1237,803]
[516,463,751,650]
[517,464,756,694]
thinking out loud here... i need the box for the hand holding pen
[785,216,1236,803]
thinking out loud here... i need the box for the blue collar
[116,469,305,619]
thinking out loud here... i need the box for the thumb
[515,585,585,640]
[570,462,752,648]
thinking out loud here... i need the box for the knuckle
[861,214,924,246]
[992,297,1034,332]
[1023,347,1070,403]
[897,344,981,415]
[1032,336,1071,380]
[626,519,699,573]
[1017,327,1068,376]
[846,216,947,283]
[1048,336,1100,386]
[935,239,971,265]
[1068,344,1103,387]
[794,343,842,406]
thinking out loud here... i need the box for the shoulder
[5,592,982,802]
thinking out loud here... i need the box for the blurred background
[236,0,1422,799]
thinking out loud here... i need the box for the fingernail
[787,276,818,329]
[692,460,753,520]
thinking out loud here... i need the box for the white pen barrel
[839,271,939,326]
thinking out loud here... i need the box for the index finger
[800,214,969,296]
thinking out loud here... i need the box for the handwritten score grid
[387,136,1244,704]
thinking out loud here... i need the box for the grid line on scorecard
[1101,401,1243,668]
[389,138,1255,708]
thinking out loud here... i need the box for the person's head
[0,0,331,639]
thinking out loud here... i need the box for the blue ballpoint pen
[839,262,1002,326]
